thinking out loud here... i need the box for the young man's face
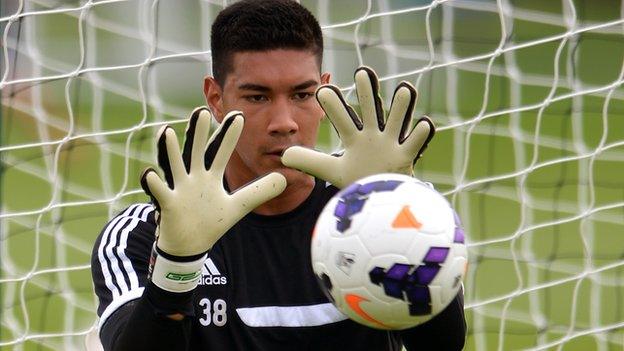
[205,49,330,187]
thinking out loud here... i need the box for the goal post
[1,0,624,350]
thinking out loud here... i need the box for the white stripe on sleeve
[105,216,132,294]
[97,205,140,299]
[117,205,154,291]
[98,204,152,299]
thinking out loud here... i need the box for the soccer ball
[311,173,467,330]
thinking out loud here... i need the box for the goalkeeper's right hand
[140,107,287,293]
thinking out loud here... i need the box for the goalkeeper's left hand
[281,66,435,189]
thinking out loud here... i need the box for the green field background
[1,0,624,350]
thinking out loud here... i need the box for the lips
[265,146,291,157]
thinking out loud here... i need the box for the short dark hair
[210,0,324,86]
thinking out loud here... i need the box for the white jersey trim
[98,287,145,330]
[97,204,152,299]
[236,303,348,327]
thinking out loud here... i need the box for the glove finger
[164,127,187,185]
[192,109,213,173]
[156,125,176,189]
[140,167,171,210]
[231,172,287,217]
[385,82,417,143]
[317,85,361,145]
[205,112,243,175]
[354,67,385,131]
[281,146,341,186]
[402,116,435,164]
[181,107,212,174]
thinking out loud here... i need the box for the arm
[91,203,180,351]
[91,205,192,351]
[99,284,193,351]
[400,290,467,351]
[93,107,286,350]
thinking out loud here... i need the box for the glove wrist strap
[148,243,207,293]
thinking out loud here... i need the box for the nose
[267,96,298,136]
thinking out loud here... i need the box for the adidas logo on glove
[199,258,228,285]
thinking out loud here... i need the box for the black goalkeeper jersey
[91,178,466,351]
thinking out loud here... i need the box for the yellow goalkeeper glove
[282,66,434,189]
[141,107,286,292]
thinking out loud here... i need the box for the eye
[244,95,268,103]
[293,92,314,101]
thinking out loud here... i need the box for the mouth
[265,146,291,157]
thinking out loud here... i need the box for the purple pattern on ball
[334,201,347,217]
[369,263,437,316]
[342,182,360,197]
[358,181,378,195]
[407,299,432,315]
[410,265,440,285]
[383,280,405,299]
[347,200,365,215]
[336,219,351,232]
[405,285,430,304]
[454,226,465,243]
[369,267,385,285]
[405,284,432,315]
[382,263,413,300]
[376,180,402,192]
[385,263,412,280]
[453,211,465,243]
[423,247,449,263]
[332,179,403,233]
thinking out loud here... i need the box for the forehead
[224,49,321,91]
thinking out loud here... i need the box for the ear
[321,72,331,85]
[204,76,224,122]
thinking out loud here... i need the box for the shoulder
[102,203,156,237]
[110,203,155,224]
[92,203,156,265]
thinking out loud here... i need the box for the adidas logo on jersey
[199,258,227,285]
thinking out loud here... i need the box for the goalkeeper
[91,0,466,350]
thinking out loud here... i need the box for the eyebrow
[292,80,319,91]
[238,83,270,92]
[237,79,319,92]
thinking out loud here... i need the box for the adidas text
[199,275,227,285]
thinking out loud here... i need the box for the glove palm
[282,67,434,188]
[141,108,287,257]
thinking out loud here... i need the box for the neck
[224,167,316,216]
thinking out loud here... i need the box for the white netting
[1,0,624,350]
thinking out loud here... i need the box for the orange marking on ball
[344,293,389,329]
[391,205,422,229]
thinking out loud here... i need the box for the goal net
[1,0,623,350]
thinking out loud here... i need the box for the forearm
[400,290,466,351]
[101,282,194,351]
